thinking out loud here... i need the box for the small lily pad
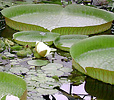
[37,88,58,95]
[5,38,15,46]
[10,67,29,74]
[54,35,88,51]
[6,54,16,58]
[39,83,55,89]
[41,63,63,70]
[10,45,23,51]
[30,75,55,84]
[44,70,64,77]
[59,67,73,73]
[13,31,60,46]
[17,48,32,57]
[0,39,5,48]
[27,60,49,66]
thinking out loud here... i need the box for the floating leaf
[17,49,28,57]
[54,35,88,51]
[10,67,29,74]
[27,60,49,66]
[37,88,58,95]
[10,45,23,51]
[1,4,114,35]
[4,38,15,46]
[13,31,60,46]
[0,72,27,99]
[41,63,63,70]
[39,83,55,89]
[17,48,32,57]
[44,70,64,77]
[59,67,73,73]
[0,39,5,52]
[0,39,5,46]
[70,35,114,84]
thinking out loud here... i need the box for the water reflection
[49,76,114,100]
[0,25,18,39]
[85,77,114,100]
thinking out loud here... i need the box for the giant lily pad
[70,35,114,84]
[13,31,60,46]
[54,35,88,51]
[1,4,114,35]
[0,72,27,99]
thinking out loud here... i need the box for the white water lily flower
[6,95,19,100]
[35,41,51,57]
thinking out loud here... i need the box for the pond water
[11,12,107,31]
[0,12,114,100]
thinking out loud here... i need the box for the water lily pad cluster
[25,63,72,99]
[8,61,72,99]
[13,31,89,53]
[0,38,74,100]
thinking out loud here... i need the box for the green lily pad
[0,39,5,52]
[3,52,16,58]
[44,70,64,77]
[13,31,60,46]
[10,45,23,51]
[37,88,58,95]
[31,75,55,83]
[0,39,5,48]
[27,60,49,66]
[10,67,29,74]
[4,38,15,46]
[1,4,114,35]
[17,48,32,57]
[0,72,27,99]
[54,35,88,51]
[59,67,73,73]
[41,63,63,70]
[70,35,114,84]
